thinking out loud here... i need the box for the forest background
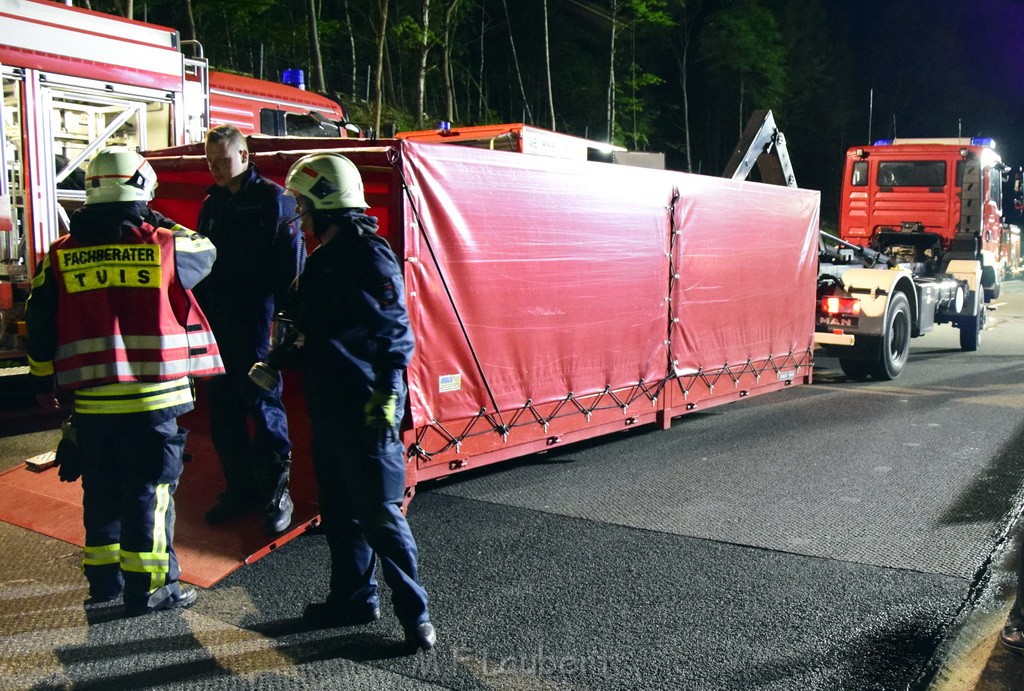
[72,0,1024,223]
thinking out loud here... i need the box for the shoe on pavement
[405,621,437,651]
[999,624,1024,656]
[125,585,197,617]
[302,602,380,628]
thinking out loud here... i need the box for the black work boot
[205,489,256,525]
[258,452,293,535]
[207,453,258,525]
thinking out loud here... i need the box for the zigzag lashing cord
[392,151,509,447]
[391,150,813,458]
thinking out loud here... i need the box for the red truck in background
[839,138,1021,299]
[0,0,354,360]
[718,113,1017,381]
[811,136,1019,378]
[812,137,1021,379]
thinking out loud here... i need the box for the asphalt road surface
[2,283,1024,689]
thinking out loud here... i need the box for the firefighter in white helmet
[25,146,224,615]
[255,152,434,651]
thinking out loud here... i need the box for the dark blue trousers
[78,417,186,606]
[207,369,291,497]
[306,384,429,629]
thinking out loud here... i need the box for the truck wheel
[959,302,985,351]
[983,265,1000,301]
[839,358,871,380]
[870,292,911,380]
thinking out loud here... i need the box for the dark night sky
[826,0,1024,165]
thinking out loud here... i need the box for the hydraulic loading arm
[722,109,797,188]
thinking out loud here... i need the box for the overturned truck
[148,136,820,503]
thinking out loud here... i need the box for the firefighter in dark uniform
[26,147,224,615]
[195,124,304,535]
[255,152,435,651]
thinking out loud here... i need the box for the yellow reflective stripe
[77,380,191,396]
[173,228,216,254]
[28,355,54,377]
[121,480,172,592]
[31,254,51,288]
[120,550,170,574]
[153,483,170,556]
[74,380,194,415]
[83,543,120,566]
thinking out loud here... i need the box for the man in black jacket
[195,125,304,535]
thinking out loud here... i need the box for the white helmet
[285,153,367,210]
[85,147,158,204]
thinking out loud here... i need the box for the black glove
[55,417,82,483]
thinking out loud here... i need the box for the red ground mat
[0,377,320,588]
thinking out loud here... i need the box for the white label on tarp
[439,374,462,393]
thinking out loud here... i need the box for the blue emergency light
[282,69,306,90]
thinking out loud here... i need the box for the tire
[959,301,985,351]
[982,265,1000,302]
[839,358,872,380]
[869,292,911,380]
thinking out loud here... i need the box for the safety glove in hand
[364,390,399,429]
[55,417,82,483]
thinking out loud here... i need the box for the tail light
[821,296,861,315]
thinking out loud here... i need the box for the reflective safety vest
[49,222,225,389]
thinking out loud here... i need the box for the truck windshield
[877,161,946,188]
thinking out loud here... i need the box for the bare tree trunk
[441,0,461,122]
[543,0,555,130]
[343,0,358,101]
[184,0,197,42]
[477,5,485,120]
[373,0,389,134]
[607,0,617,142]
[680,45,691,172]
[307,0,327,92]
[500,0,531,124]
[414,0,431,128]
[671,0,703,172]
[224,10,235,67]
[738,76,744,137]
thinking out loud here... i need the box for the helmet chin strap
[310,210,332,240]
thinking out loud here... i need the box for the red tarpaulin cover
[401,142,673,427]
[397,141,819,430]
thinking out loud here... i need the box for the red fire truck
[0,0,353,359]
[839,138,1018,298]
[812,137,1019,378]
